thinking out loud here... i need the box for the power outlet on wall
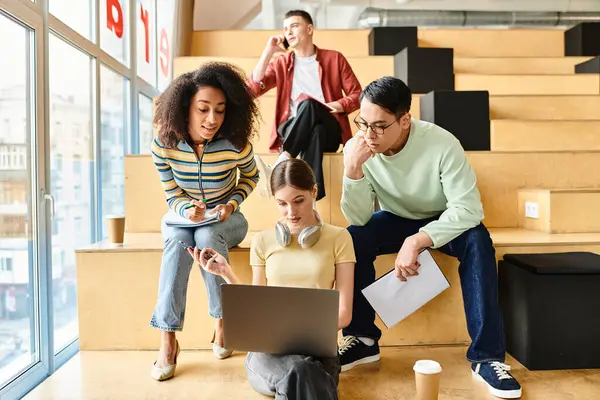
[525,202,539,219]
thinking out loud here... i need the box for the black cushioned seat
[498,252,600,370]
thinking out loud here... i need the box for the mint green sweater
[341,118,484,249]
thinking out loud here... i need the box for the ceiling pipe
[357,7,600,28]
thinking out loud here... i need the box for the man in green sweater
[337,77,522,399]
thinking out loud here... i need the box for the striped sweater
[151,137,259,217]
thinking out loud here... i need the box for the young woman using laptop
[190,158,356,400]
[149,62,260,381]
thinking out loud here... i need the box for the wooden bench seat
[75,229,600,351]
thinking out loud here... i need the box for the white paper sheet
[361,250,450,329]
[163,209,220,228]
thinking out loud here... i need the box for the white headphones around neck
[275,210,323,249]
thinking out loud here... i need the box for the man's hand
[326,101,344,114]
[394,232,434,281]
[208,203,234,222]
[185,199,206,222]
[265,35,287,56]
[344,134,374,180]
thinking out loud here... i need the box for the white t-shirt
[289,54,324,118]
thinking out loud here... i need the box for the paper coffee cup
[413,360,442,400]
[106,214,125,244]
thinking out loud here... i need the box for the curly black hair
[154,61,259,150]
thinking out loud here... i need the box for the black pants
[278,99,342,201]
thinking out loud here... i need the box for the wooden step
[29,347,599,400]
[191,29,567,58]
[126,151,600,233]
[490,95,600,120]
[454,57,592,75]
[152,95,421,155]
[473,152,600,227]
[418,29,565,57]
[191,30,371,57]
[174,56,395,92]
[75,230,600,350]
[518,189,600,233]
[123,153,335,233]
[455,74,600,95]
[491,120,600,151]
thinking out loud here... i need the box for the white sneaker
[254,155,273,198]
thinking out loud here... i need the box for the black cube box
[499,252,600,370]
[394,47,454,94]
[575,55,600,73]
[565,22,600,56]
[419,90,489,151]
[368,27,417,56]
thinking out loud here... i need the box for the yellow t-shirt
[250,223,356,289]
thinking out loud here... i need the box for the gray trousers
[245,352,340,400]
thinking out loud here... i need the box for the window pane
[49,0,93,40]
[100,0,128,65]
[49,34,94,353]
[137,0,156,86]
[138,94,153,154]
[0,14,39,389]
[100,65,129,237]
[156,0,175,92]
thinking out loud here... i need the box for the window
[52,219,59,235]
[100,0,129,65]
[100,65,129,237]
[49,0,93,40]
[137,0,156,86]
[0,12,39,392]
[74,217,82,234]
[73,157,81,174]
[138,94,154,154]
[1,0,176,396]
[156,0,175,91]
[74,185,82,202]
[49,34,94,354]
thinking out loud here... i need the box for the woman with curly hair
[149,62,260,381]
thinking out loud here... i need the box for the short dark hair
[153,61,259,150]
[360,76,412,118]
[284,10,313,25]
[271,158,316,195]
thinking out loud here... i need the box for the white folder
[361,250,450,329]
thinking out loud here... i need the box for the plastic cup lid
[105,214,125,219]
[413,360,442,374]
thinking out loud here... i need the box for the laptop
[221,284,339,358]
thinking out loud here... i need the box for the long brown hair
[153,61,259,150]
[270,158,316,195]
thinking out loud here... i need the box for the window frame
[0,0,175,397]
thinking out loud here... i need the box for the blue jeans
[342,211,506,363]
[150,210,248,331]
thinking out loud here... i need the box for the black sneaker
[472,361,522,399]
[338,336,380,372]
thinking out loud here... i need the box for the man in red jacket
[248,10,362,201]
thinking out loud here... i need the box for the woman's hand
[208,203,234,222]
[188,247,232,278]
[186,199,206,222]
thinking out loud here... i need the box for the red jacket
[248,46,362,153]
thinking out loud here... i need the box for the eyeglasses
[353,115,403,135]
